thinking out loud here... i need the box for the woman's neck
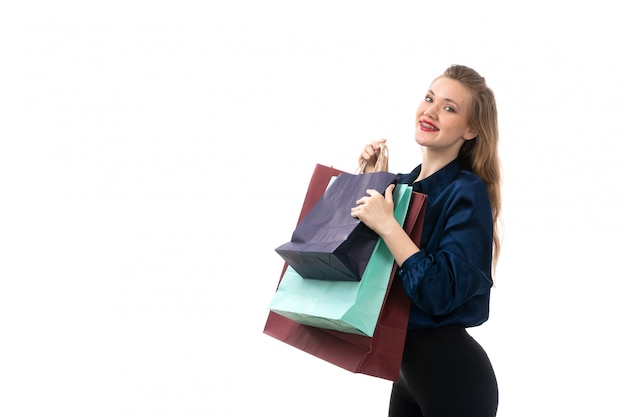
[416,148,459,182]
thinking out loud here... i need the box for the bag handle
[356,143,389,174]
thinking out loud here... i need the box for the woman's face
[414,76,476,154]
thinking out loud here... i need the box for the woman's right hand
[359,138,387,173]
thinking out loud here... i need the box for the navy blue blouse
[396,159,493,330]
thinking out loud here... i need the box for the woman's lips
[419,119,439,132]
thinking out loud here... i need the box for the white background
[1,1,625,416]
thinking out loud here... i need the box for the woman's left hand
[351,184,396,235]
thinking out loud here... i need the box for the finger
[384,184,396,199]
[359,140,385,173]
[359,145,376,163]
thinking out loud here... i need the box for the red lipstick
[419,119,439,132]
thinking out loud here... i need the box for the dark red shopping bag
[263,163,427,381]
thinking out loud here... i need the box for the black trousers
[388,326,498,417]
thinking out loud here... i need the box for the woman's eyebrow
[428,89,461,107]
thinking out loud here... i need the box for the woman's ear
[463,128,478,141]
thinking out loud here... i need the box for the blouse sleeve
[397,177,494,317]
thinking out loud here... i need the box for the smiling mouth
[419,120,439,132]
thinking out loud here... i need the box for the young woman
[353,65,501,416]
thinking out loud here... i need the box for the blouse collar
[401,159,463,200]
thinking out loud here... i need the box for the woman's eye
[425,96,433,103]
[444,105,455,112]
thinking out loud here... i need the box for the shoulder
[446,170,490,211]
[454,169,487,193]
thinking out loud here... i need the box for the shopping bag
[268,183,412,336]
[263,266,409,381]
[263,163,428,381]
[275,170,398,281]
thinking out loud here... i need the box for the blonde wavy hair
[439,65,502,270]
